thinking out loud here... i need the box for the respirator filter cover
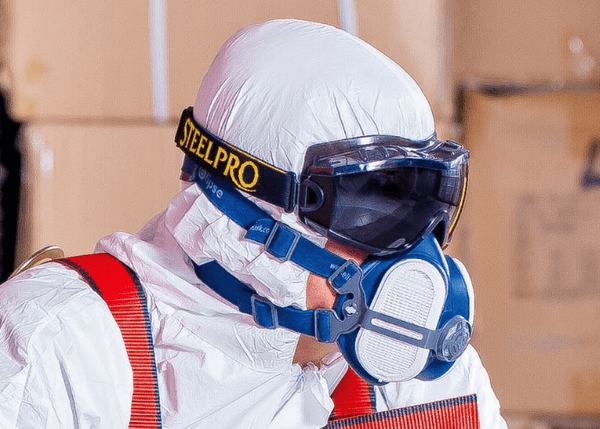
[356,259,447,383]
[334,234,472,385]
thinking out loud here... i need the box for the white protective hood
[179,18,435,307]
[194,19,435,177]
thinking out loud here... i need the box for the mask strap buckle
[313,260,367,343]
[251,294,279,329]
[264,221,302,262]
[328,260,362,294]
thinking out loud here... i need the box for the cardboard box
[461,89,600,414]
[5,0,339,121]
[5,0,456,122]
[16,122,182,262]
[6,0,153,119]
[454,0,600,83]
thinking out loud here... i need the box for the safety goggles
[298,136,468,255]
[176,107,468,256]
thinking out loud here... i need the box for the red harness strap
[327,369,480,429]
[58,253,162,429]
[330,368,376,420]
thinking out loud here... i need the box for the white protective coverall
[0,19,508,429]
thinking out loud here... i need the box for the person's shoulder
[0,262,134,428]
[0,259,130,374]
[1,260,93,300]
[0,262,104,336]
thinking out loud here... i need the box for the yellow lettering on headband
[213,147,229,169]
[224,152,240,178]
[204,140,215,164]
[196,135,208,158]
[189,129,200,153]
[238,161,260,190]
[178,118,193,148]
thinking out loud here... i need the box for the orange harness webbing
[327,368,480,429]
[58,253,162,429]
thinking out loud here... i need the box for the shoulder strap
[58,253,162,429]
[330,368,376,420]
[327,368,480,429]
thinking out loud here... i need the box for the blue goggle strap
[183,158,344,277]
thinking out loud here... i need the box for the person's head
[178,19,467,256]
[175,19,472,384]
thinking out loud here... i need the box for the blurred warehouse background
[1,1,599,427]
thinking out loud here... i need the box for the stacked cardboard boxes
[462,88,600,415]
[17,123,182,259]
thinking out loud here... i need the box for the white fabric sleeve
[0,263,133,429]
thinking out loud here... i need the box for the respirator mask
[176,107,472,384]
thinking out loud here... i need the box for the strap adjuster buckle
[251,294,278,329]
[328,260,361,294]
[312,260,367,343]
[264,221,302,262]
[314,306,362,343]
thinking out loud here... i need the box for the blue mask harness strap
[186,160,363,343]
[188,161,468,359]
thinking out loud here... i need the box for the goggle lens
[300,164,467,254]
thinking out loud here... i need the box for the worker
[0,19,507,428]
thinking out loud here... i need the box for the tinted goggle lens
[300,164,467,254]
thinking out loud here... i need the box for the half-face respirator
[176,108,473,384]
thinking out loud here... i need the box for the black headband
[175,107,298,211]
